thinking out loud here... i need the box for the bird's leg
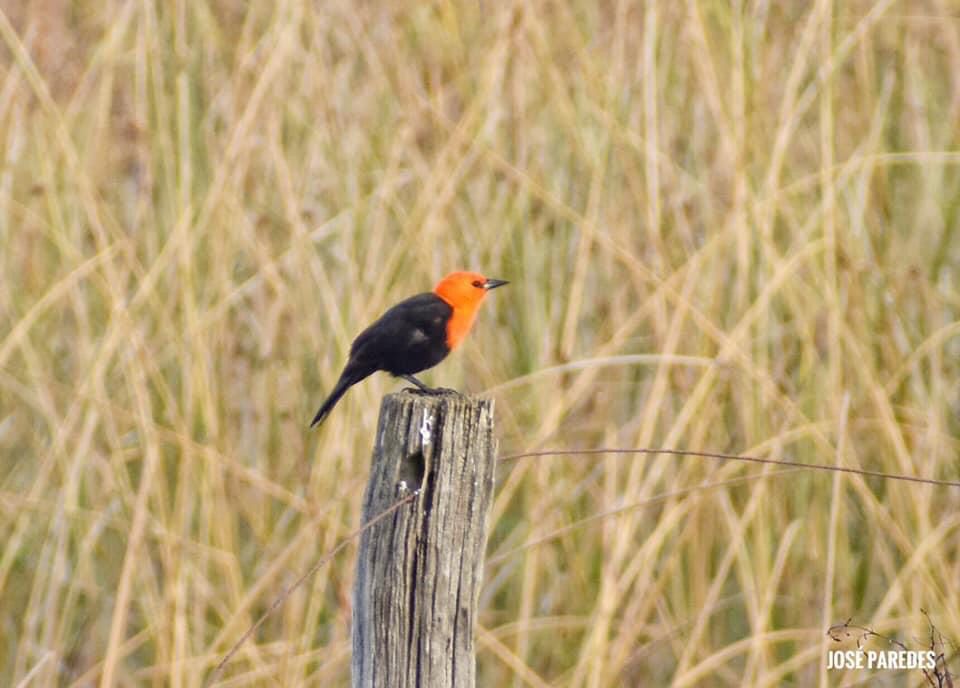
[400,374,433,391]
[400,374,458,395]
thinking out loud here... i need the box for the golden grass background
[2,1,959,685]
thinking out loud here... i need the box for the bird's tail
[310,367,370,427]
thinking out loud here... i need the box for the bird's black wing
[349,292,452,376]
[312,293,452,426]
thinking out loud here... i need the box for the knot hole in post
[398,448,425,494]
[396,408,435,495]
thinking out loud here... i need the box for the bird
[310,271,508,427]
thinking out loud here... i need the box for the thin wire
[487,468,803,565]
[209,492,417,685]
[498,447,960,488]
[211,445,958,681]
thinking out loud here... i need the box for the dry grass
[2,1,959,686]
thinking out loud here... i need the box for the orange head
[433,271,508,349]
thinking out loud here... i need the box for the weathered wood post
[352,391,496,688]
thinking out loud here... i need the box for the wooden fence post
[352,391,496,688]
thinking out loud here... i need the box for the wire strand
[209,492,417,684]
[498,447,960,488]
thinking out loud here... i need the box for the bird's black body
[310,293,453,427]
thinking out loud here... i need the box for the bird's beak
[483,278,509,290]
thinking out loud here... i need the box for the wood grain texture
[352,391,496,688]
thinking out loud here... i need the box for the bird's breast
[445,307,479,350]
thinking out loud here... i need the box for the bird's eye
[472,280,484,288]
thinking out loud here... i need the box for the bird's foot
[403,386,459,396]
[398,374,459,396]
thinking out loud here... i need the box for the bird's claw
[434,387,460,395]
[403,386,459,396]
